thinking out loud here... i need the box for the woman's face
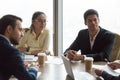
[32,14,47,31]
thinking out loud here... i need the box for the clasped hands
[66,50,84,61]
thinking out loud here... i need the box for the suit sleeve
[101,71,120,80]
[64,31,81,55]
[9,49,37,80]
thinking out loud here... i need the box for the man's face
[9,20,23,45]
[85,14,100,31]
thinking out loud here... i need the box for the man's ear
[6,25,13,34]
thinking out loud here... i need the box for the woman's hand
[31,50,43,55]
[18,47,27,52]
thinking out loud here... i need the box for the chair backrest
[110,33,120,61]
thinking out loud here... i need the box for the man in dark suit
[64,9,115,61]
[0,15,38,80]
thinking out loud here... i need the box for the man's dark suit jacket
[0,35,37,80]
[102,71,120,80]
[64,27,115,61]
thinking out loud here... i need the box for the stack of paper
[24,55,38,61]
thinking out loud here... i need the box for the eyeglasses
[34,19,47,23]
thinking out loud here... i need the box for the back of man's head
[0,15,22,35]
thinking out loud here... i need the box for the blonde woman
[18,11,50,55]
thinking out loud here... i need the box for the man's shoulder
[78,28,88,33]
[80,28,88,31]
[99,28,115,40]
[78,29,88,35]
[100,27,115,35]
[0,36,10,47]
[0,38,19,55]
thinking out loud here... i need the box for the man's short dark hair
[0,15,22,35]
[84,9,99,21]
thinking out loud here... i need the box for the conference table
[11,55,120,80]
[10,55,120,80]
[37,56,67,80]
[36,56,107,80]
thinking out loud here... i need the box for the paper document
[74,71,96,80]
[93,64,120,76]
[24,55,38,61]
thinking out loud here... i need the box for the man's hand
[66,50,76,60]
[95,69,103,76]
[66,50,84,61]
[108,62,120,70]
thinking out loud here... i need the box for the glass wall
[63,0,120,52]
